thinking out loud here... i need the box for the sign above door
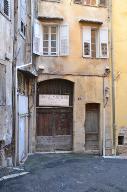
[39,94,69,107]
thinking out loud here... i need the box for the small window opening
[4,0,9,16]
[21,20,26,37]
[118,136,124,145]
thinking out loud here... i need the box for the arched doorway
[36,79,74,151]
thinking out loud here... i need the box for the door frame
[85,103,101,154]
[36,78,74,152]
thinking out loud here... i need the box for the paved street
[0,153,127,192]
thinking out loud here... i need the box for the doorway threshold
[35,151,73,154]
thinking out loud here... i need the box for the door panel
[36,108,73,151]
[85,103,100,151]
[18,95,28,162]
[36,79,73,152]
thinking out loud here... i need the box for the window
[4,0,9,16]
[100,28,108,58]
[20,20,26,37]
[99,0,106,6]
[74,0,96,5]
[0,0,10,18]
[83,26,108,58]
[20,0,26,37]
[101,43,107,57]
[74,0,82,4]
[43,26,58,56]
[84,0,96,6]
[91,28,97,58]
[118,136,124,145]
[74,0,106,6]
[33,20,69,56]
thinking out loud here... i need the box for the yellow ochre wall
[113,0,127,151]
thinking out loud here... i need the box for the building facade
[112,0,127,155]
[33,0,113,155]
[14,0,36,164]
[0,0,14,166]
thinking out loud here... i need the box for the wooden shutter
[83,26,91,57]
[59,25,69,56]
[99,28,108,58]
[33,19,43,55]
[0,64,6,106]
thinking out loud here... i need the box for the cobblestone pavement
[0,153,127,192]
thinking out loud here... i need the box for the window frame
[42,25,59,56]
[74,0,107,7]
[33,20,69,57]
[20,20,26,38]
[82,26,108,59]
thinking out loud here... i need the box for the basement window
[118,136,124,145]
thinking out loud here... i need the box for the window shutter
[33,20,43,55]
[99,28,108,58]
[83,26,91,57]
[59,25,69,56]
[0,64,6,106]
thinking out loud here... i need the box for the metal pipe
[16,63,32,69]
[111,0,116,155]
[103,76,106,156]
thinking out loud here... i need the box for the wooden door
[36,108,73,151]
[36,79,73,152]
[85,103,100,151]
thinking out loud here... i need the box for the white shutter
[83,26,91,57]
[59,25,69,56]
[33,19,43,55]
[100,28,108,58]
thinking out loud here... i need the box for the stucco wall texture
[113,0,127,154]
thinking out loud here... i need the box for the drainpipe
[103,76,106,156]
[110,0,116,155]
